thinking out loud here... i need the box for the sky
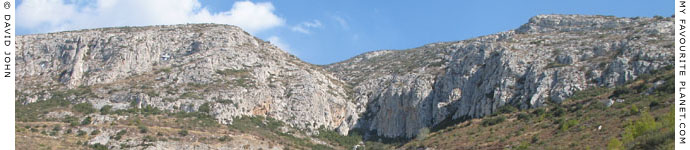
[17,0,673,65]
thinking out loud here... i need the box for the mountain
[326,14,672,139]
[15,15,673,149]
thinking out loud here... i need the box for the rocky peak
[515,14,660,34]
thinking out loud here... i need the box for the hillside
[400,65,674,149]
[15,15,674,150]
[326,15,672,139]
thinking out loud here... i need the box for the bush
[482,116,506,126]
[113,130,127,140]
[610,87,633,98]
[178,130,189,136]
[91,143,108,150]
[416,128,430,141]
[91,129,101,135]
[590,100,608,110]
[607,138,624,150]
[100,105,112,115]
[219,135,232,142]
[198,102,211,114]
[517,113,530,121]
[628,104,640,115]
[497,105,518,114]
[143,135,157,142]
[649,100,661,109]
[138,125,148,133]
[81,116,92,125]
[315,128,362,148]
[77,130,87,136]
[552,107,566,117]
[73,102,96,114]
[622,111,660,144]
[559,119,579,131]
[532,108,546,116]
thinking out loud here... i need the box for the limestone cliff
[327,15,673,138]
[16,24,355,134]
[16,15,673,141]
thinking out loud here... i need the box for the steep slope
[401,66,674,149]
[16,24,356,135]
[327,15,673,138]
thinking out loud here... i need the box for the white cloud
[291,19,321,34]
[332,16,348,29]
[267,36,292,54]
[18,0,284,34]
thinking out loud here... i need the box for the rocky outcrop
[16,24,355,134]
[327,15,673,138]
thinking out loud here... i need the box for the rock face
[326,15,673,138]
[16,15,673,139]
[16,24,354,134]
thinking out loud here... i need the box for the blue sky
[17,0,672,65]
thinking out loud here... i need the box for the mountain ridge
[15,14,674,149]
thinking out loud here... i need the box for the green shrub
[15,95,70,122]
[532,108,546,116]
[608,138,624,150]
[628,104,640,115]
[559,119,579,131]
[588,100,608,110]
[648,100,661,109]
[52,125,61,132]
[113,130,127,140]
[81,116,92,125]
[497,105,518,114]
[516,141,530,150]
[100,105,112,115]
[482,116,506,126]
[610,87,633,98]
[552,107,566,117]
[73,102,96,114]
[517,113,530,121]
[77,130,86,136]
[416,128,430,141]
[219,135,232,142]
[91,129,101,135]
[138,125,148,133]
[178,130,189,136]
[315,127,362,148]
[198,102,211,114]
[91,143,108,150]
[143,135,157,142]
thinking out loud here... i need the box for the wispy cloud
[18,0,285,34]
[332,16,349,30]
[291,19,322,34]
